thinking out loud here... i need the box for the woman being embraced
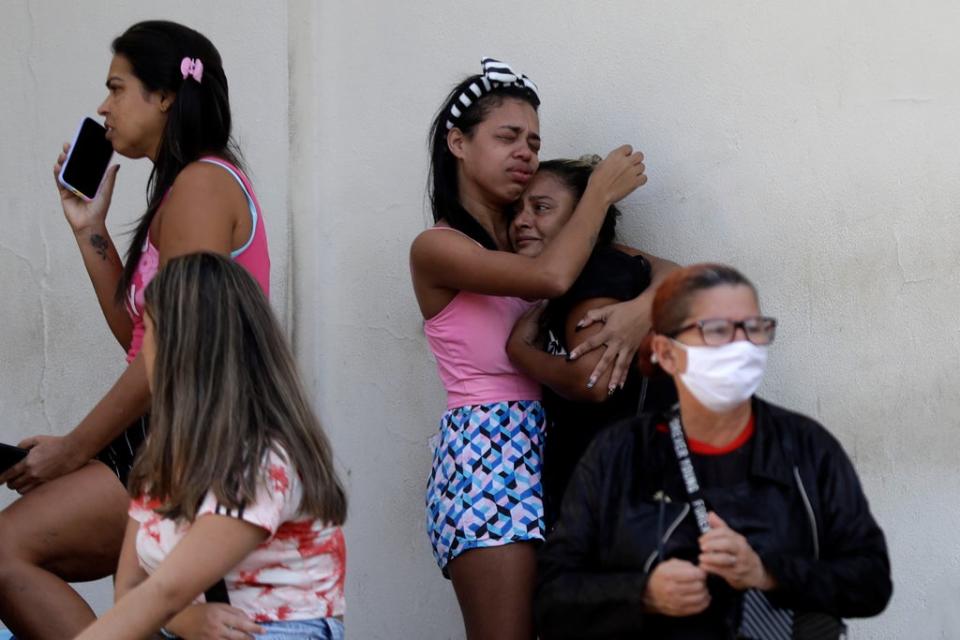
[535,264,891,639]
[0,21,269,639]
[76,253,346,640]
[506,155,679,526]
[410,58,646,639]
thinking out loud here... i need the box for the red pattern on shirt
[268,464,289,494]
[129,452,345,620]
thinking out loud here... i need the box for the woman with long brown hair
[0,21,270,639]
[75,252,346,640]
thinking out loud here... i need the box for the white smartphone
[58,117,114,201]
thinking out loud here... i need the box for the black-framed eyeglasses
[667,316,778,346]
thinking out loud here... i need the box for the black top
[693,437,753,492]
[541,246,675,526]
[534,398,892,639]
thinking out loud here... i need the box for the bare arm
[115,518,148,602]
[507,297,622,402]
[53,144,132,348]
[74,515,268,640]
[0,352,151,492]
[2,162,248,493]
[411,146,646,306]
[567,251,681,388]
[73,224,130,349]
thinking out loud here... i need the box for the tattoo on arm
[90,234,109,261]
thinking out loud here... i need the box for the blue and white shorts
[425,400,546,573]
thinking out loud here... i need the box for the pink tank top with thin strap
[421,227,541,409]
[125,157,271,363]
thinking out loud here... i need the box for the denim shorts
[256,618,344,639]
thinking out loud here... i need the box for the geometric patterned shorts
[425,400,546,574]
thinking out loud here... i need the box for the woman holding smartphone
[0,21,270,639]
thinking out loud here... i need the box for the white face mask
[672,339,768,412]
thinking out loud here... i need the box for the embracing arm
[507,297,623,401]
[567,250,680,387]
[761,435,892,617]
[74,515,268,640]
[411,146,646,300]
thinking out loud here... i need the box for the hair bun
[578,153,602,168]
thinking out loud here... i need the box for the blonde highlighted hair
[128,252,347,525]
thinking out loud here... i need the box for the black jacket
[535,397,892,639]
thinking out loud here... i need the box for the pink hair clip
[180,57,204,83]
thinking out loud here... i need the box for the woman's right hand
[164,603,265,640]
[642,558,711,617]
[588,145,647,205]
[0,435,88,494]
[54,142,120,234]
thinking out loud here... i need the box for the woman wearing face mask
[535,264,892,639]
[505,156,679,527]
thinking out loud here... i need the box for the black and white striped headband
[446,57,541,130]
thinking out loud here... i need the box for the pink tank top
[421,227,541,409]
[125,157,271,363]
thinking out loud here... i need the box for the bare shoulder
[169,160,243,196]
[410,226,477,267]
[160,161,247,227]
[155,161,247,249]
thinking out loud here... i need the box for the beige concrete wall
[3,0,959,637]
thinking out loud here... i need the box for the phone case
[57,117,112,201]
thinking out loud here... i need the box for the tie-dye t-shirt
[128,449,345,621]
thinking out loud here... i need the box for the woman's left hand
[164,603,265,640]
[698,512,776,591]
[567,290,653,389]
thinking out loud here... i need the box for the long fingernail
[586,377,596,389]
[568,351,578,361]
[608,385,616,396]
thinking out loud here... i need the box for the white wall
[3,0,959,637]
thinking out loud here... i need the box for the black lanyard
[666,409,800,640]
[667,410,711,534]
